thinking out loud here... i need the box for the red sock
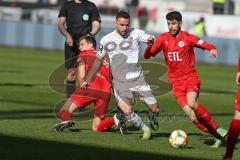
[194,120,210,133]
[224,119,240,159]
[195,103,218,130]
[97,117,115,132]
[58,109,72,121]
[193,120,218,137]
[199,119,219,138]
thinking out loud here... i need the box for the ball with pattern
[169,130,188,148]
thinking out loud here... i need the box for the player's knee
[92,122,100,132]
[188,101,197,109]
[92,126,98,132]
[67,69,76,81]
[67,74,76,81]
[234,110,240,119]
[187,112,197,122]
[149,103,159,113]
[117,99,133,115]
[122,108,133,116]
[183,107,197,122]
[190,116,197,122]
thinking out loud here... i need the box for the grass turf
[0,46,239,160]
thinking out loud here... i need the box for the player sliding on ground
[53,36,125,133]
[81,11,160,140]
[144,11,227,147]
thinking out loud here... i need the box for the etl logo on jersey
[168,52,182,61]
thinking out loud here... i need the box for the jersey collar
[80,49,95,53]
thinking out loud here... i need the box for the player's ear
[90,43,93,49]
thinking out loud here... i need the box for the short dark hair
[79,36,96,49]
[166,11,182,21]
[116,11,130,19]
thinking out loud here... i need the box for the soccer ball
[169,130,188,148]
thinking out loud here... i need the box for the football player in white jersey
[81,11,160,140]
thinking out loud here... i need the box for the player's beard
[170,28,181,37]
[121,31,128,36]
[118,29,128,36]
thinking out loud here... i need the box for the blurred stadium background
[0,0,239,64]
[0,1,240,160]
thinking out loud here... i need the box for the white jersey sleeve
[137,29,153,43]
[97,37,107,58]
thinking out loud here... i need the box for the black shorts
[64,42,79,69]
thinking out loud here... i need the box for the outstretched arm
[144,35,163,59]
[209,49,218,58]
[191,34,217,58]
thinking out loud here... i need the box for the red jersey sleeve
[238,53,240,72]
[77,54,85,65]
[144,35,163,59]
[190,34,216,50]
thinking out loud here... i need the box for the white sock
[126,112,150,131]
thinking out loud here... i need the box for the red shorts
[70,77,111,119]
[172,75,201,108]
[235,89,240,111]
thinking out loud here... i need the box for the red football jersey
[79,49,110,83]
[144,31,216,84]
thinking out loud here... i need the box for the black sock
[66,80,76,98]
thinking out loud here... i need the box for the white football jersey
[98,28,152,83]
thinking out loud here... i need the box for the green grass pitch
[0,46,239,160]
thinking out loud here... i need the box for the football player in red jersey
[53,36,124,133]
[224,53,240,160]
[144,11,227,147]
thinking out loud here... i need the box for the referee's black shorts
[64,42,79,69]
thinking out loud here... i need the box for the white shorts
[113,76,157,105]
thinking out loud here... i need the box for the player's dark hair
[116,11,130,20]
[166,11,182,21]
[79,36,96,49]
